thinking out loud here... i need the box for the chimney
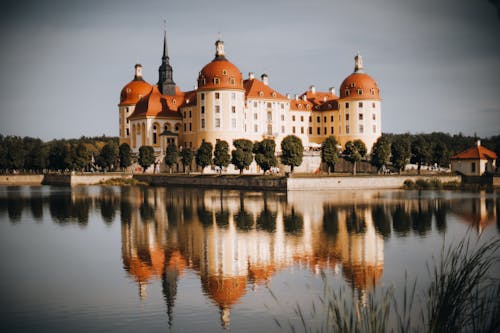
[329,86,335,95]
[295,94,299,100]
[477,140,481,147]
[248,72,255,80]
[309,85,316,93]
[261,73,268,85]
[286,93,291,99]
[302,95,307,101]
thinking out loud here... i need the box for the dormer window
[357,89,363,95]
[272,92,277,97]
[345,90,350,96]
[230,77,235,85]
[371,88,375,95]
[350,83,355,87]
[222,70,227,75]
[214,77,220,84]
[298,104,302,109]
[173,99,177,105]
[306,104,310,110]
[202,78,206,85]
[259,91,264,97]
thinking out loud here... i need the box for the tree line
[1,132,499,174]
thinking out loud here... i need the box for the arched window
[153,125,158,145]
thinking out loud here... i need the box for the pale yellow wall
[451,159,496,176]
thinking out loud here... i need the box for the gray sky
[0,0,499,140]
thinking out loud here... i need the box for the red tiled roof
[197,58,244,91]
[119,79,153,106]
[289,98,314,111]
[340,72,381,100]
[128,85,183,120]
[243,78,287,100]
[299,91,338,106]
[450,144,497,160]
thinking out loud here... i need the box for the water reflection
[0,186,499,329]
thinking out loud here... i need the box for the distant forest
[0,132,499,173]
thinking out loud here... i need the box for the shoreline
[0,173,463,191]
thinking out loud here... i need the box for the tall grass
[270,235,500,333]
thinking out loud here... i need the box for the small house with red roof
[450,141,497,176]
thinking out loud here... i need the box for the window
[324,116,327,123]
[267,102,272,108]
[232,118,236,128]
[215,92,220,100]
[309,127,312,134]
[189,111,192,118]
[231,93,236,100]
[254,113,258,120]
[215,118,221,128]
[254,124,258,132]
[253,101,257,107]
[317,116,320,122]
[201,93,205,101]
[267,124,273,135]
[346,125,350,134]
[126,128,129,136]
[317,127,320,135]
[280,103,284,109]
[214,78,220,84]
[371,88,375,95]
[292,115,296,121]
[309,116,312,122]
[281,114,285,121]
[346,102,350,109]
[189,123,192,131]
[331,127,334,134]
[201,106,205,114]
[372,114,376,120]
[301,127,304,134]
[281,125,285,133]
[350,83,355,87]
[359,102,363,108]
[175,125,179,132]
[373,125,377,133]
[345,90,350,96]
[292,126,296,134]
[267,111,272,121]
[359,125,364,133]
[201,119,205,128]
[183,111,186,119]
[372,102,376,108]
[324,127,327,135]
[471,162,476,173]
[230,78,235,85]
[183,123,186,131]
[153,125,158,144]
[215,105,220,113]
[359,113,364,120]
[300,116,304,122]
[346,113,350,121]
[357,89,363,95]
[330,115,334,122]
[232,106,236,113]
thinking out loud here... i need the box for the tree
[195,141,213,173]
[5,136,26,171]
[180,147,194,174]
[97,141,119,171]
[371,135,391,173]
[138,145,155,173]
[48,141,68,171]
[432,141,450,168]
[391,137,411,174]
[253,139,277,174]
[164,143,179,173]
[344,139,367,175]
[411,135,431,174]
[73,142,91,171]
[213,140,230,174]
[280,135,303,174]
[231,139,254,174]
[119,143,132,170]
[321,136,340,175]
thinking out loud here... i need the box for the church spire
[158,20,176,95]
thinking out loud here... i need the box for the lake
[0,186,499,332]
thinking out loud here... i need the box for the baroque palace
[118,29,381,167]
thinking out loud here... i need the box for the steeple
[214,35,226,60]
[354,52,364,73]
[158,21,176,96]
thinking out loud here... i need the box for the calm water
[0,186,499,332]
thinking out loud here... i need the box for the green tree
[97,141,119,171]
[371,135,391,173]
[73,142,91,171]
[180,147,194,174]
[138,145,155,173]
[280,135,303,174]
[432,141,450,168]
[119,143,132,170]
[253,139,277,174]
[0,135,6,171]
[213,140,230,174]
[344,139,367,175]
[411,135,431,174]
[391,137,411,174]
[23,137,47,172]
[195,141,213,173]
[164,143,179,173]
[321,136,340,175]
[231,139,254,174]
[5,136,26,171]
[48,141,68,171]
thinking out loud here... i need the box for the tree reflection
[434,201,448,233]
[48,193,90,226]
[7,194,23,223]
[372,205,391,238]
[284,206,303,235]
[29,194,44,221]
[392,205,411,236]
[346,208,366,234]
[411,201,432,236]
[256,193,276,233]
[235,193,253,231]
[99,188,116,225]
[197,203,213,228]
[215,190,229,229]
[323,205,339,236]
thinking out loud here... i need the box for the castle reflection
[0,186,499,328]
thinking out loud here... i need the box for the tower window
[254,124,258,132]
[345,102,350,109]
[254,113,258,120]
[309,127,312,134]
[267,102,272,108]
[281,125,285,133]
[214,78,220,84]
[317,127,320,135]
[201,119,205,128]
[346,113,350,121]
[292,115,296,121]
[222,70,227,75]
[357,89,363,95]
[350,83,355,87]
[372,114,376,120]
[359,102,363,108]
[359,113,364,120]
[189,111,192,118]
[215,92,220,99]
[324,116,327,123]
[189,123,192,131]
[230,78,235,85]
[359,125,364,133]
[331,127,334,134]
[372,102,376,108]
[324,127,327,135]
[201,106,205,114]
[268,124,273,135]
[373,125,376,133]
[301,116,304,122]
[232,106,236,113]
[301,127,304,134]
[281,114,285,121]
[215,105,220,113]
[346,125,350,134]
[292,126,296,134]
[215,118,221,128]
[126,128,129,136]
[267,111,272,121]
[330,115,334,122]
[201,93,205,100]
[317,116,320,123]
[345,90,350,96]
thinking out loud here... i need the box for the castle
[118,29,381,169]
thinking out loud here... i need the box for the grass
[270,235,500,333]
[98,177,148,186]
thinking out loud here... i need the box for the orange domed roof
[202,275,247,307]
[197,40,243,91]
[120,65,153,105]
[340,73,380,100]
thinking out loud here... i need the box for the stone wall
[0,175,44,185]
